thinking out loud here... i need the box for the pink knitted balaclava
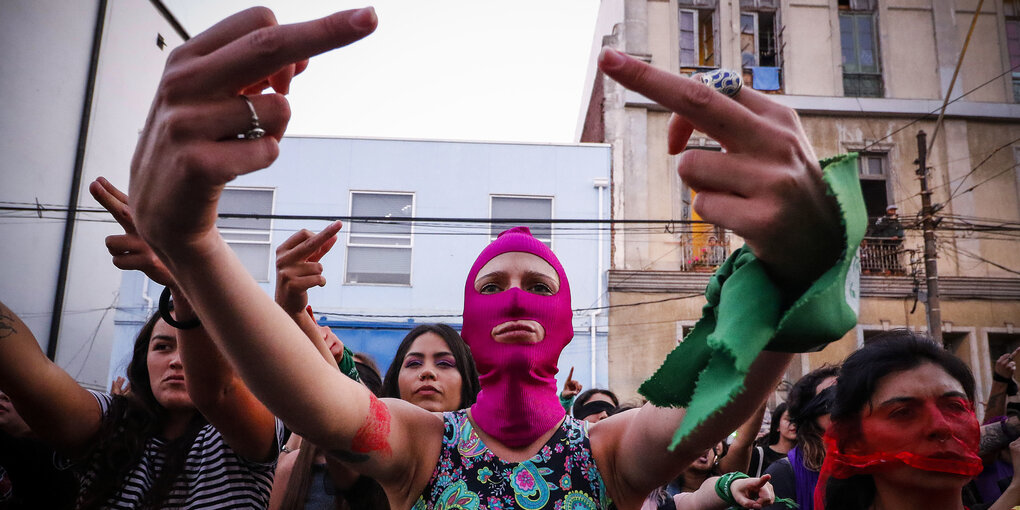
[462,227,573,447]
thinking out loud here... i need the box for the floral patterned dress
[414,410,608,510]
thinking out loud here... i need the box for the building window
[857,152,892,226]
[1006,0,1020,102]
[740,0,781,92]
[679,7,717,71]
[839,0,882,98]
[490,196,553,248]
[345,192,413,285]
[217,187,274,282]
[856,152,905,275]
[740,12,778,68]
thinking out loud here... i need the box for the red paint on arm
[351,393,392,457]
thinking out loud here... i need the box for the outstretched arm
[592,48,840,507]
[275,223,343,369]
[0,300,101,455]
[987,347,1020,422]
[674,474,774,510]
[593,353,791,508]
[718,403,768,475]
[124,8,439,502]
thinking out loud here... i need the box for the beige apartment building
[582,0,1020,414]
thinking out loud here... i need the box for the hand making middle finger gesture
[275,221,343,316]
[996,347,1020,379]
[597,49,842,292]
[129,7,378,264]
[90,176,176,291]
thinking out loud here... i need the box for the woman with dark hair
[0,306,282,509]
[572,388,620,423]
[0,178,282,508]
[748,402,795,477]
[382,323,481,411]
[818,331,986,510]
[763,365,839,510]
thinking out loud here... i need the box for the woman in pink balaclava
[118,6,849,510]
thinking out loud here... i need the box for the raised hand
[275,221,343,316]
[995,347,1020,379]
[109,376,130,396]
[729,474,774,509]
[598,49,841,291]
[560,366,583,400]
[128,7,377,262]
[89,177,175,290]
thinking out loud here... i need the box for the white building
[0,0,186,390]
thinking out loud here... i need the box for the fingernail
[350,7,377,30]
[599,47,626,70]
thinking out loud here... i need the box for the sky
[162,1,603,143]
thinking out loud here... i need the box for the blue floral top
[414,410,608,510]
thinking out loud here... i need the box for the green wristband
[338,345,361,383]
[714,472,749,507]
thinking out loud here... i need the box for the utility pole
[916,130,942,344]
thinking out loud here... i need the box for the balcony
[860,236,906,275]
[679,232,730,271]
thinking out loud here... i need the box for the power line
[0,204,709,226]
[859,62,1020,154]
[942,243,1020,277]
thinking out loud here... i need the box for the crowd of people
[0,5,1017,510]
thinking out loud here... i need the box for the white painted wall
[0,0,184,389]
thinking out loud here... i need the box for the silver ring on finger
[239,95,266,140]
[699,69,742,98]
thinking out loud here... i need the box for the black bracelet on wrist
[994,372,1013,383]
[158,287,201,330]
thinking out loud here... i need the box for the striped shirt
[62,391,283,509]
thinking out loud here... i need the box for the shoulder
[85,390,114,417]
[764,456,792,476]
[763,457,796,498]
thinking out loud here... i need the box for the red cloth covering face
[814,396,982,508]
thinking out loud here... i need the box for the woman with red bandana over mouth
[818,330,983,510]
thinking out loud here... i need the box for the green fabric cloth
[339,345,362,383]
[638,153,866,450]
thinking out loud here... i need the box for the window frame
[740,8,780,68]
[217,186,275,282]
[840,10,884,98]
[344,190,416,287]
[679,8,700,68]
[678,7,718,71]
[488,194,555,249]
[1005,16,1020,102]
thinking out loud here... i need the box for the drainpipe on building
[47,0,108,360]
[592,178,609,389]
[141,278,154,314]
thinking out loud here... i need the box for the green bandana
[639,153,866,449]
[339,345,362,383]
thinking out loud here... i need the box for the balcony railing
[676,234,905,275]
[860,237,906,275]
[679,232,730,271]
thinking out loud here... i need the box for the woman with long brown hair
[763,365,840,510]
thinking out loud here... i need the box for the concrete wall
[0,0,183,389]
